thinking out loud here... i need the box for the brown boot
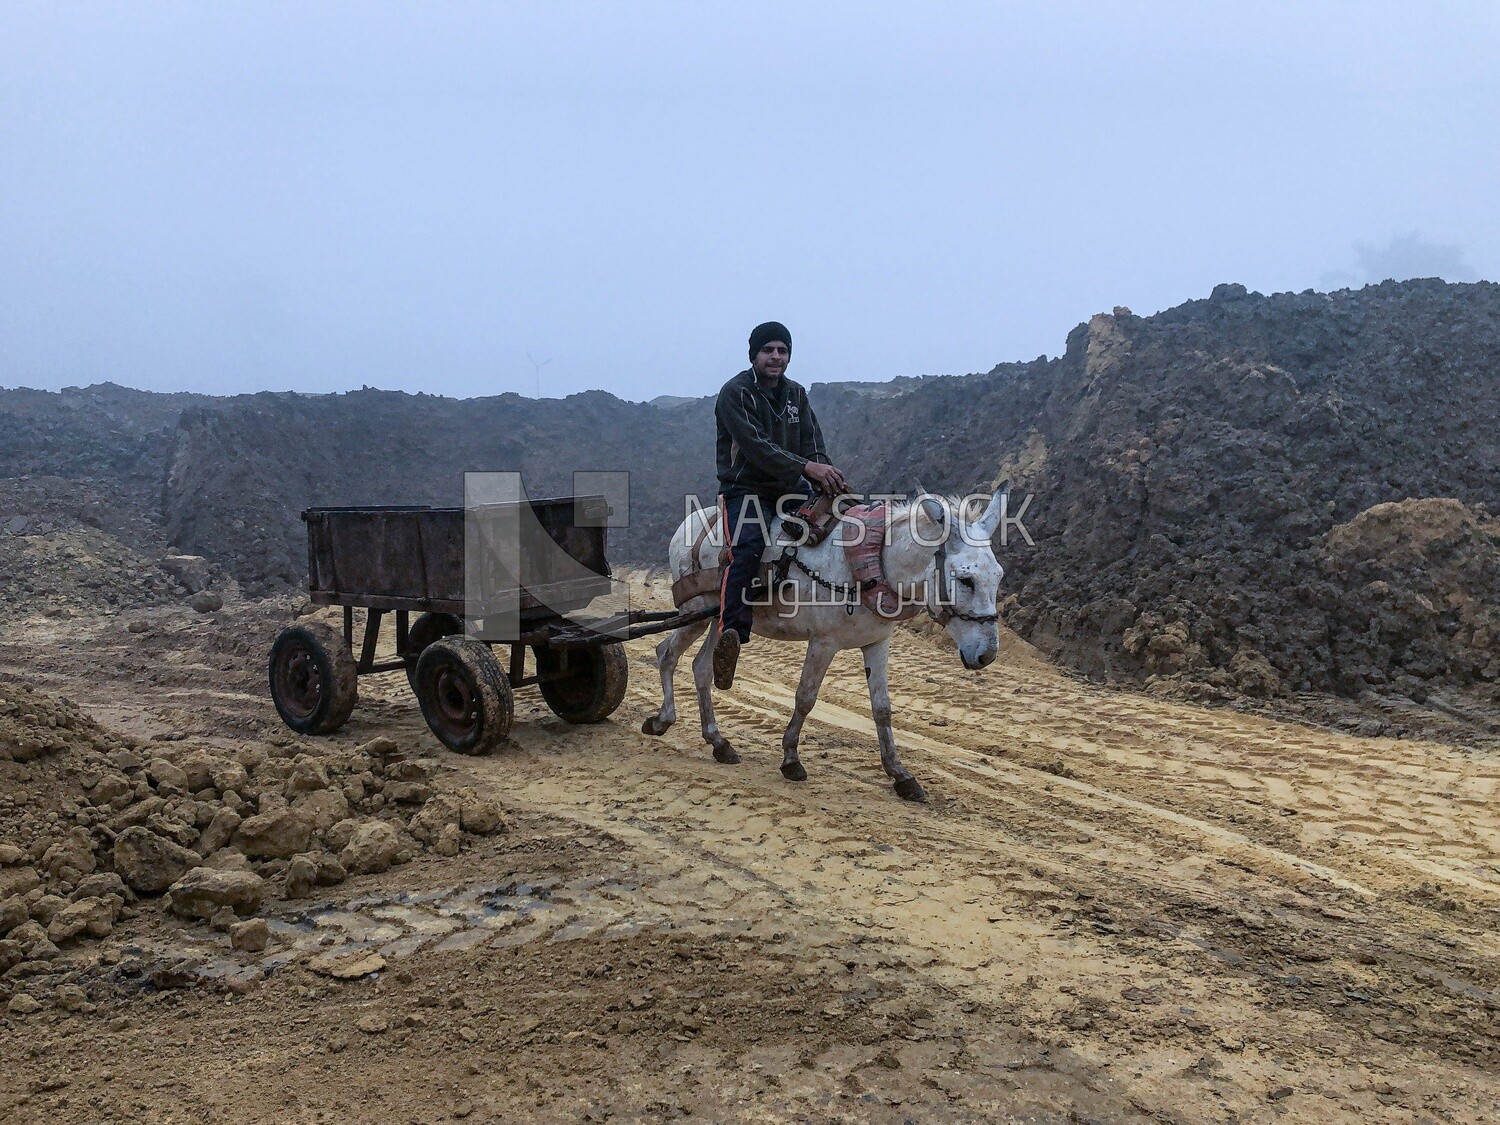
[712,630,741,690]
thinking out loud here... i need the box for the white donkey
[640,489,1007,801]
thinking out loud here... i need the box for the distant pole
[525,352,552,399]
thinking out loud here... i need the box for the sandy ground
[1,572,1498,1123]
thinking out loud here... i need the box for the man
[712,321,849,689]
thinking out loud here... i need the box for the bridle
[769,502,1000,625]
[928,529,1001,627]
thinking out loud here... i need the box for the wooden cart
[267,495,713,754]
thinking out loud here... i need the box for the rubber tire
[268,622,358,735]
[404,612,464,694]
[414,636,514,755]
[534,643,629,724]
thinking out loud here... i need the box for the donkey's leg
[862,638,925,802]
[779,640,838,782]
[640,616,710,736]
[692,619,739,764]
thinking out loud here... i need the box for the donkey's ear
[917,495,947,535]
[972,483,1009,539]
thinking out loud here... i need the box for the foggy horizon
[3,2,1496,401]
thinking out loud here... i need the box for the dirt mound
[890,279,1500,702]
[0,664,510,987]
[1319,498,1500,693]
[0,680,121,764]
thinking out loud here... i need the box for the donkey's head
[913,488,1006,670]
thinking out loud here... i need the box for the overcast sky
[2,2,1496,400]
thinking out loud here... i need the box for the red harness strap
[840,502,921,620]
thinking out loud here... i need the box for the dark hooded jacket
[714,369,829,496]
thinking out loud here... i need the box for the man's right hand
[804,461,849,496]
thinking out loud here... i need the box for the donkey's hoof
[893,777,927,803]
[780,760,807,782]
[711,739,740,765]
[640,715,671,737]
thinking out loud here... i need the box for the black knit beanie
[748,321,792,361]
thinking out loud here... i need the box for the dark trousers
[720,483,812,642]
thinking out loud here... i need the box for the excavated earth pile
[826,279,1500,716]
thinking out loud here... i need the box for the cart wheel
[268,622,358,735]
[404,612,464,694]
[534,643,629,724]
[414,636,513,755]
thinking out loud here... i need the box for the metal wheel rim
[541,650,596,708]
[274,645,323,721]
[429,664,478,739]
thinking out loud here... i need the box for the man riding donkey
[712,320,849,690]
[641,318,1007,802]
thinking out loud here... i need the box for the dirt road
[2,581,1498,1122]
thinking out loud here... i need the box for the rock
[230,917,270,952]
[283,851,345,899]
[150,958,208,990]
[232,809,313,859]
[41,828,97,880]
[9,920,58,959]
[326,818,361,852]
[28,894,69,925]
[47,897,117,943]
[114,826,201,893]
[165,867,268,920]
[4,515,30,536]
[160,554,212,593]
[145,813,199,847]
[257,790,289,814]
[457,788,506,835]
[408,795,461,846]
[196,808,242,857]
[291,788,349,834]
[0,896,28,935]
[210,759,249,795]
[381,781,431,805]
[175,750,221,793]
[434,823,461,857]
[188,590,223,613]
[0,939,22,974]
[387,758,436,783]
[340,821,401,876]
[7,993,41,1016]
[72,872,130,904]
[310,950,385,979]
[89,774,133,807]
[209,906,238,932]
[356,737,399,760]
[54,984,88,1012]
[0,844,24,866]
[106,796,165,833]
[205,848,253,872]
[147,758,190,793]
[284,759,331,796]
[356,1010,390,1034]
[0,867,41,900]
[283,854,318,899]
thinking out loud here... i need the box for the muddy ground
[1,574,1498,1123]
